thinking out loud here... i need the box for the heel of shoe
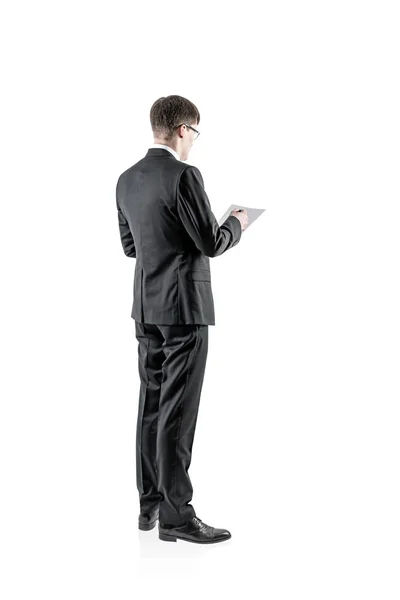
[138,521,156,531]
[159,531,177,542]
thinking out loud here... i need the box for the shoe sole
[159,531,231,543]
[138,520,158,531]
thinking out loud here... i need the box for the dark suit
[116,147,242,525]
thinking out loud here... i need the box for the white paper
[218,204,266,229]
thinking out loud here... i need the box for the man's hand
[230,208,249,232]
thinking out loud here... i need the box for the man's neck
[152,142,180,161]
[153,141,178,151]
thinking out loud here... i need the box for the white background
[1,1,399,598]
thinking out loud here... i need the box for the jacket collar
[146,145,180,161]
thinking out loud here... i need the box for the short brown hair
[150,95,200,142]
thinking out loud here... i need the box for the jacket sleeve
[176,165,242,257]
[116,178,136,258]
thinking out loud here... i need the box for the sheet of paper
[218,204,266,229]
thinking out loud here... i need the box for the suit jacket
[116,147,242,325]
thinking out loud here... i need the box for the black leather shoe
[159,516,231,543]
[138,507,159,531]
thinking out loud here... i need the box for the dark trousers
[134,321,209,526]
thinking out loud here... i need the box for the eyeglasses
[175,122,200,140]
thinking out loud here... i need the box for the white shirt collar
[150,144,180,161]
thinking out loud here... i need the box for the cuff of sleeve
[224,215,242,243]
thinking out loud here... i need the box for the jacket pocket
[190,269,211,282]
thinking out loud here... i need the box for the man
[116,95,249,544]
